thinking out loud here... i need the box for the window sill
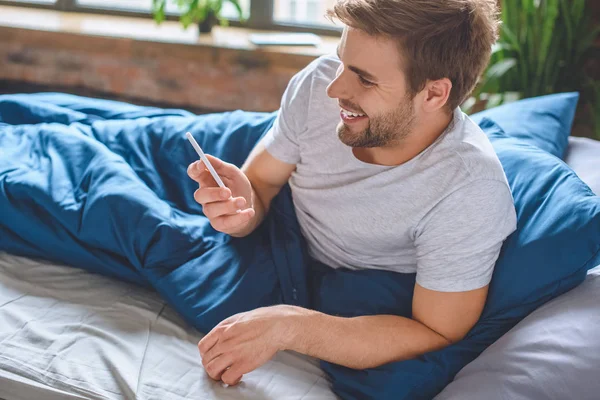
[0,5,338,58]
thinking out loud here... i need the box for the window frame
[0,0,342,36]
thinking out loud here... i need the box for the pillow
[318,119,600,400]
[477,118,600,311]
[435,266,600,400]
[564,136,600,195]
[470,92,579,159]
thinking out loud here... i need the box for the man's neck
[353,110,454,166]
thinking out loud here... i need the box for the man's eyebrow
[348,66,377,81]
[336,45,378,82]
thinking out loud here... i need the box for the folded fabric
[470,92,579,159]
[0,94,299,335]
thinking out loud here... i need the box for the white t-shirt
[263,55,517,292]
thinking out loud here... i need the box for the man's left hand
[198,305,300,385]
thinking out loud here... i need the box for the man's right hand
[187,155,256,236]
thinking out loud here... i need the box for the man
[187,0,516,386]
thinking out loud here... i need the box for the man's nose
[326,67,349,100]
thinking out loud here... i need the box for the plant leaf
[491,42,514,55]
[534,0,560,94]
[575,24,600,63]
[477,58,518,95]
[151,0,166,24]
[227,0,245,21]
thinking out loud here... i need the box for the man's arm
[230,58,314,237]
[284,283,488,369]
[229,140,296,237]
[198,283,488,384]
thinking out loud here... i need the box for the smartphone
[186,132,226,189]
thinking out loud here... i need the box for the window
[76,0,154,12]
[10,0,55,3]
[75,0,249,19]
[274,0,336,27]
[1,0,339,34]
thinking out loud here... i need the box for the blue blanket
[1,93,595,400]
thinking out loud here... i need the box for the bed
[0,93,599,399]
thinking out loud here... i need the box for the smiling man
[187,0,516,386]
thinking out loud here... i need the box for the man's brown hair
[327,0,500,110]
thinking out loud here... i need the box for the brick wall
[0,26,317,112]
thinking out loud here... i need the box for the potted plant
[152,0,245,34]
[466,0,600,127]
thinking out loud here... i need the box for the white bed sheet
[0,253,336,400]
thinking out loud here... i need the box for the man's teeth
[341,108,365,118]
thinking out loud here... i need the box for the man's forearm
[284,307,451,370]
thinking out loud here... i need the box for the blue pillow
[319,118,600,400]
[470,92,579,159]
[479,117,600,310]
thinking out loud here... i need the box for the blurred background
[0,0,598,137]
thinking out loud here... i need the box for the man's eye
[358,75,375,87]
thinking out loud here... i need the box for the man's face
[327,27,417,148]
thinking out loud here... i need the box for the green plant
[589,79,600,139]
[152,0,244,31]
[470,0,600,112]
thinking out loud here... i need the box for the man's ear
[421,78,452,113]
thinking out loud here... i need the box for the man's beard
[337,96,416,148]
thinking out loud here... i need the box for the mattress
[0,253,336,400]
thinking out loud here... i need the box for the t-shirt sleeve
[262,63,313,165]
[414,179,517,292]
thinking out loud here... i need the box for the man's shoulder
[291,54,340,93]
[415,113,516,240]
[306,54,340,77]
[282,54,339,125]
[432,110,509,185]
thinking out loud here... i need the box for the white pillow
[564,136,600,195]
[435,266,600,400]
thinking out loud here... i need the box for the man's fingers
[204,354,234,381]
[188,161,220,187]
[187,161,203,181]
[204,155,240,179]
[198,332,219,356]
[221,367,243,386]
[188,155,239,181]
[202,341,224,369]
[193,187,232,205]
[211,208,256,232]
[202,197,247,219]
